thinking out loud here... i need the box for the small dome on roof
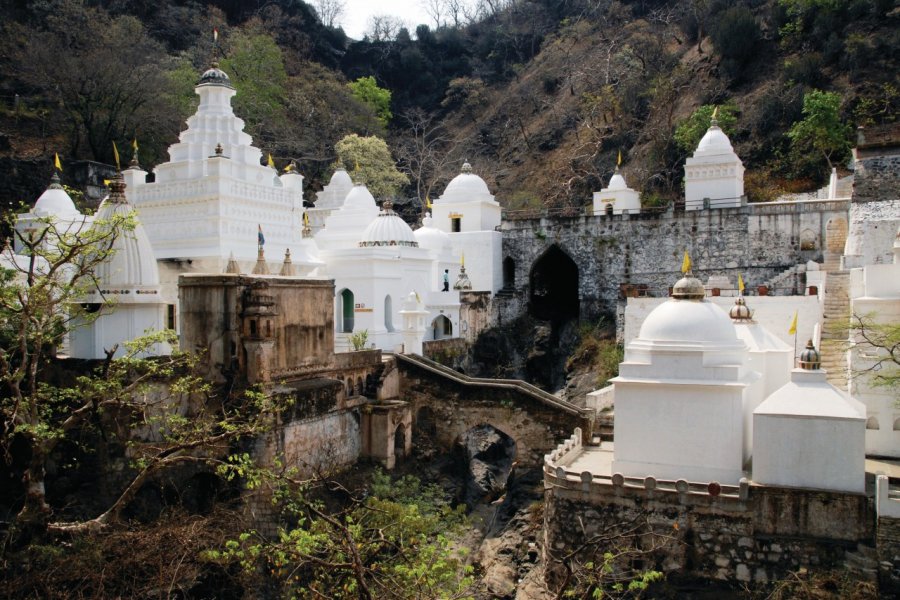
[607,170,628,191]
[359,201,418,248]
[639,296,738,344]
[33,173,80,218]
[414,213,451,252]
[329,168,353,187]
[441,162,490,202]
[696,124,735,155]
[198,63,234,89]
[344,183,377,210]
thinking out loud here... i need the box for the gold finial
[711,105,719,125]
[461,252,465,267]
[617,150,622,168]
[681,250,691,275]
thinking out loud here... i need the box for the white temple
[14,173,92,254]
[611,272,755,483]
[592,164,641,216]
[684,114,745,210]
[430,162,503,293]
[308,167,354,233]
[123,63,306,308]
[69,175,170,359]
[753,340,866,493]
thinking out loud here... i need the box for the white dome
[440,162,490,202]
[695,124,735,155]
[91,179,160,290]
[414,213,451,252]
[33,177,80,218]
[344,183,377,210]
[329,168,353,188]
[607,171,628,191]
[359,204,418,248]
[639,298,739,344]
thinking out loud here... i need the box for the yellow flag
[54,152,62,171]
[738,273,745,293]
[461,252,465,267]
[303,211,309,227]
[132,138,138,151]
[354,160,360,172]
[103,179,111,186]
[788,310,798,335]
[112,141,120,170]
[426,196,433,209]
[711,105,719,121]
[617,150,622,167]
[681,251,691,275]
[267,153,275,168]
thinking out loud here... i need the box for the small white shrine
[431,162,503,293]
[315,183,380,252]
[592,164,641,216]
[611,272,753,483]
[69,175,170,359]
[684,114,744,210]
[753,340,866,493]
[14,173,92,253]
[124,63,305,304]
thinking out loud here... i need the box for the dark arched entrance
[529,244,579,323]
[503,257,516,290]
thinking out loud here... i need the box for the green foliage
[212,469,473,599]
[348,75,393,129]
[349,329,369,351]
[567,320,622,389]
[221,31,288,137]
[710,6,762,80]
[851,314,900,393]
[787,89,852,171]
[674,104,739,155]
[334,134,409,199]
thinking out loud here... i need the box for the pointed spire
[279,248,295,276]
[48,171,63,190]
[251,246,269,275]
[129,138,141,169]
[224,252,241,274]
[107,172,127,204]
[453,263,473,290]
[710,105,719,127]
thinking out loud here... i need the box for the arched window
[432,315,453,340]
[338,289,354,333]
[605,203,613,216]
[893,418,900,431]
[384,295,394,332]
[866,417,880,430]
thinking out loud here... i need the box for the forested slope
[0,0,897,212]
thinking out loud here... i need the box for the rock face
[455,424,516,507]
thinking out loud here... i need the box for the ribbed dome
[441,162,490,202]
[695,124,735,155]
[91,177,160,289]
[344,183,377,210]
[414,213,451,252]
[359,202,418,248]
[198,63,234,88]
[639,298,739,344]
[33,174,80,217]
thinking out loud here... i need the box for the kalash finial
[710,105,719,127]
[461,160,472,174]
[382,199,394,213]
[798,339,822,370]
[729,296,752,321]
[107,172,127,204]
[671,250,705,300]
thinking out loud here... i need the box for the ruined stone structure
[498,200,849,324]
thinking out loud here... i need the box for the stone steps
[844,543,879,582]
[820,271,850,391]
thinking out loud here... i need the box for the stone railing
[749,198,850,215]
[876,474,900,518]
[544,428,749,504]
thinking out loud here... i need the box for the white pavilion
[592,164,641,216]
[684,114,745,210]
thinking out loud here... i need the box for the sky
[339,0,434,40]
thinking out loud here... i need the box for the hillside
[0,0,897,212]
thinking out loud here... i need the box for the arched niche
[529,244,579,323]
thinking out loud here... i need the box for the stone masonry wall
[499,202,848,322]
[877,516,900,594]
[544,484,873,589]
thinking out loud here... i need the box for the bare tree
[311,0,346,28]
[367,14,407,42]
[421,0,446,29]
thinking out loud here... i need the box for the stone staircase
[761,264,805,295]
[844,543,879,582]
[820,270,850,390]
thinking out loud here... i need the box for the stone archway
[393,423,407,462]
[529,244,579,323]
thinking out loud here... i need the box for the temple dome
[639,297,739,344]
[695,124,735,155]
[33,175,80,217]
[607,170,627,190]
[197,63,234,88]
[91,178,160,289]
[359,202,418,248]
[329,168,353,189]
[344,183,377,210]
[441,162,490,201]
[414,213,451,252]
